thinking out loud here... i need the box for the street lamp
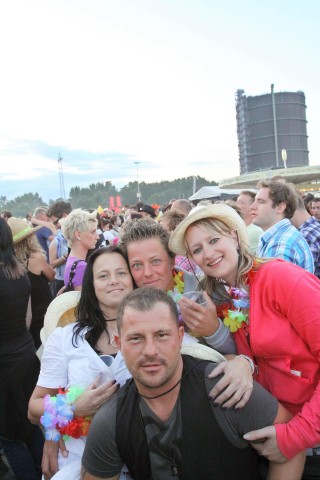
[134,161,141,201]
[281,149,287,169]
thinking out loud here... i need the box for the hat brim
[169,204,249,256]
[42,291,81,345]
[181,344,226,363]
[12,225,42,244]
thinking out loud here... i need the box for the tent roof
[189,186,249,201]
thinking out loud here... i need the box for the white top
[37,323,132,480]
[38,323,131,389]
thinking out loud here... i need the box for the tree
[5,177,219,215]
[5,193,46,217]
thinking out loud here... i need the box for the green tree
[69,182,118,209]
[5,193,46,217]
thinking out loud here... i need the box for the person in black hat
[139,204,156,219]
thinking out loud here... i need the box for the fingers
[42,441,59,480]
[207,362,227,379]
[234,389,252,409]
[243,427,269,442]
[58,439,68,457]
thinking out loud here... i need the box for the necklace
[222,286,250,333]
[134,377,182,400]
[110,332,117,348]
[167,270,185,302]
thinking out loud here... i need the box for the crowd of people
[1,182,320,480]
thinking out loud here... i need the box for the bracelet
[40,387,91,441]
[237,355,255,375]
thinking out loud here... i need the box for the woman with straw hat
[0,218,44,479]
[169,203,320,478]
[8,217,55,349]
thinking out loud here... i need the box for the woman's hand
[73,377,119,417]
[42,439,68,480]
[207,356,253,409]
[178,291,219,337]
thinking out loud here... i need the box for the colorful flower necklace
[167,270,185,302]
[167,271,185,325]
[222,286,250,333]
[40,386,92,441]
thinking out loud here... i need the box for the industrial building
[236,86,309,174]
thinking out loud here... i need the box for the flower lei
[222,286,250,333]
[221,259,264,333]
[167,271,185,325]
[40,387,92,441]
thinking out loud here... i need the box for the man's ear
[114,335,121,349]
[178,325,184,346]
[276,202,287,215]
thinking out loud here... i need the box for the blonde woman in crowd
[60,209,99,291]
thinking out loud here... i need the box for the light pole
[134,161,141,201]
[281,149,287,169]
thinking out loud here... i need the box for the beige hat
[40,291,81,346]
[181,343,226,363]
[8,217,42,244]
[169,204,249,256]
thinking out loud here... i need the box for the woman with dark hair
[28,246,134,479]
[8,217,55,349]
[0,218,44,479]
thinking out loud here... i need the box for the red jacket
[234,259,320,459]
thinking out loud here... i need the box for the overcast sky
[0,0,319,202]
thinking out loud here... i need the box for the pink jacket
[234,260,320,459]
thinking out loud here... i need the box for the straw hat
[169,204,249,256]
[40,291,81,346]
[181,343,225,363]
[8,217,42,244]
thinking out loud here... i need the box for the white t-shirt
[37,323,131,480]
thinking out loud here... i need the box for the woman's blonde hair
[185,218,261,301]
[60,209,97,247]
[14,234,46,269]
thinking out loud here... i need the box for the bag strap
[67,260,85,289]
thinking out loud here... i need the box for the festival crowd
[1,180,320,480]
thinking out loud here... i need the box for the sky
[0,0,319,202]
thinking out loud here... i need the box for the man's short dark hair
[256,180,298,219]
[239,190,256,202]
[1,210,12,220]
[160,209,186,232]
[47,201,72,219]
[117,287,178,331]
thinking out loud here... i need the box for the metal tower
[58,152,66,199]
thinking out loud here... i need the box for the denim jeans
[0,426,44,480]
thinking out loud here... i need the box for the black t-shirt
[0,269,31,344]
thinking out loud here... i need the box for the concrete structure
[219,165,320,192]
[236,87,309,174]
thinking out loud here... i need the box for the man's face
[127,238,175,291]
[116,303,184,394]
[236,194,254,221]
[311,201,320,221]
[250,188,285,231]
